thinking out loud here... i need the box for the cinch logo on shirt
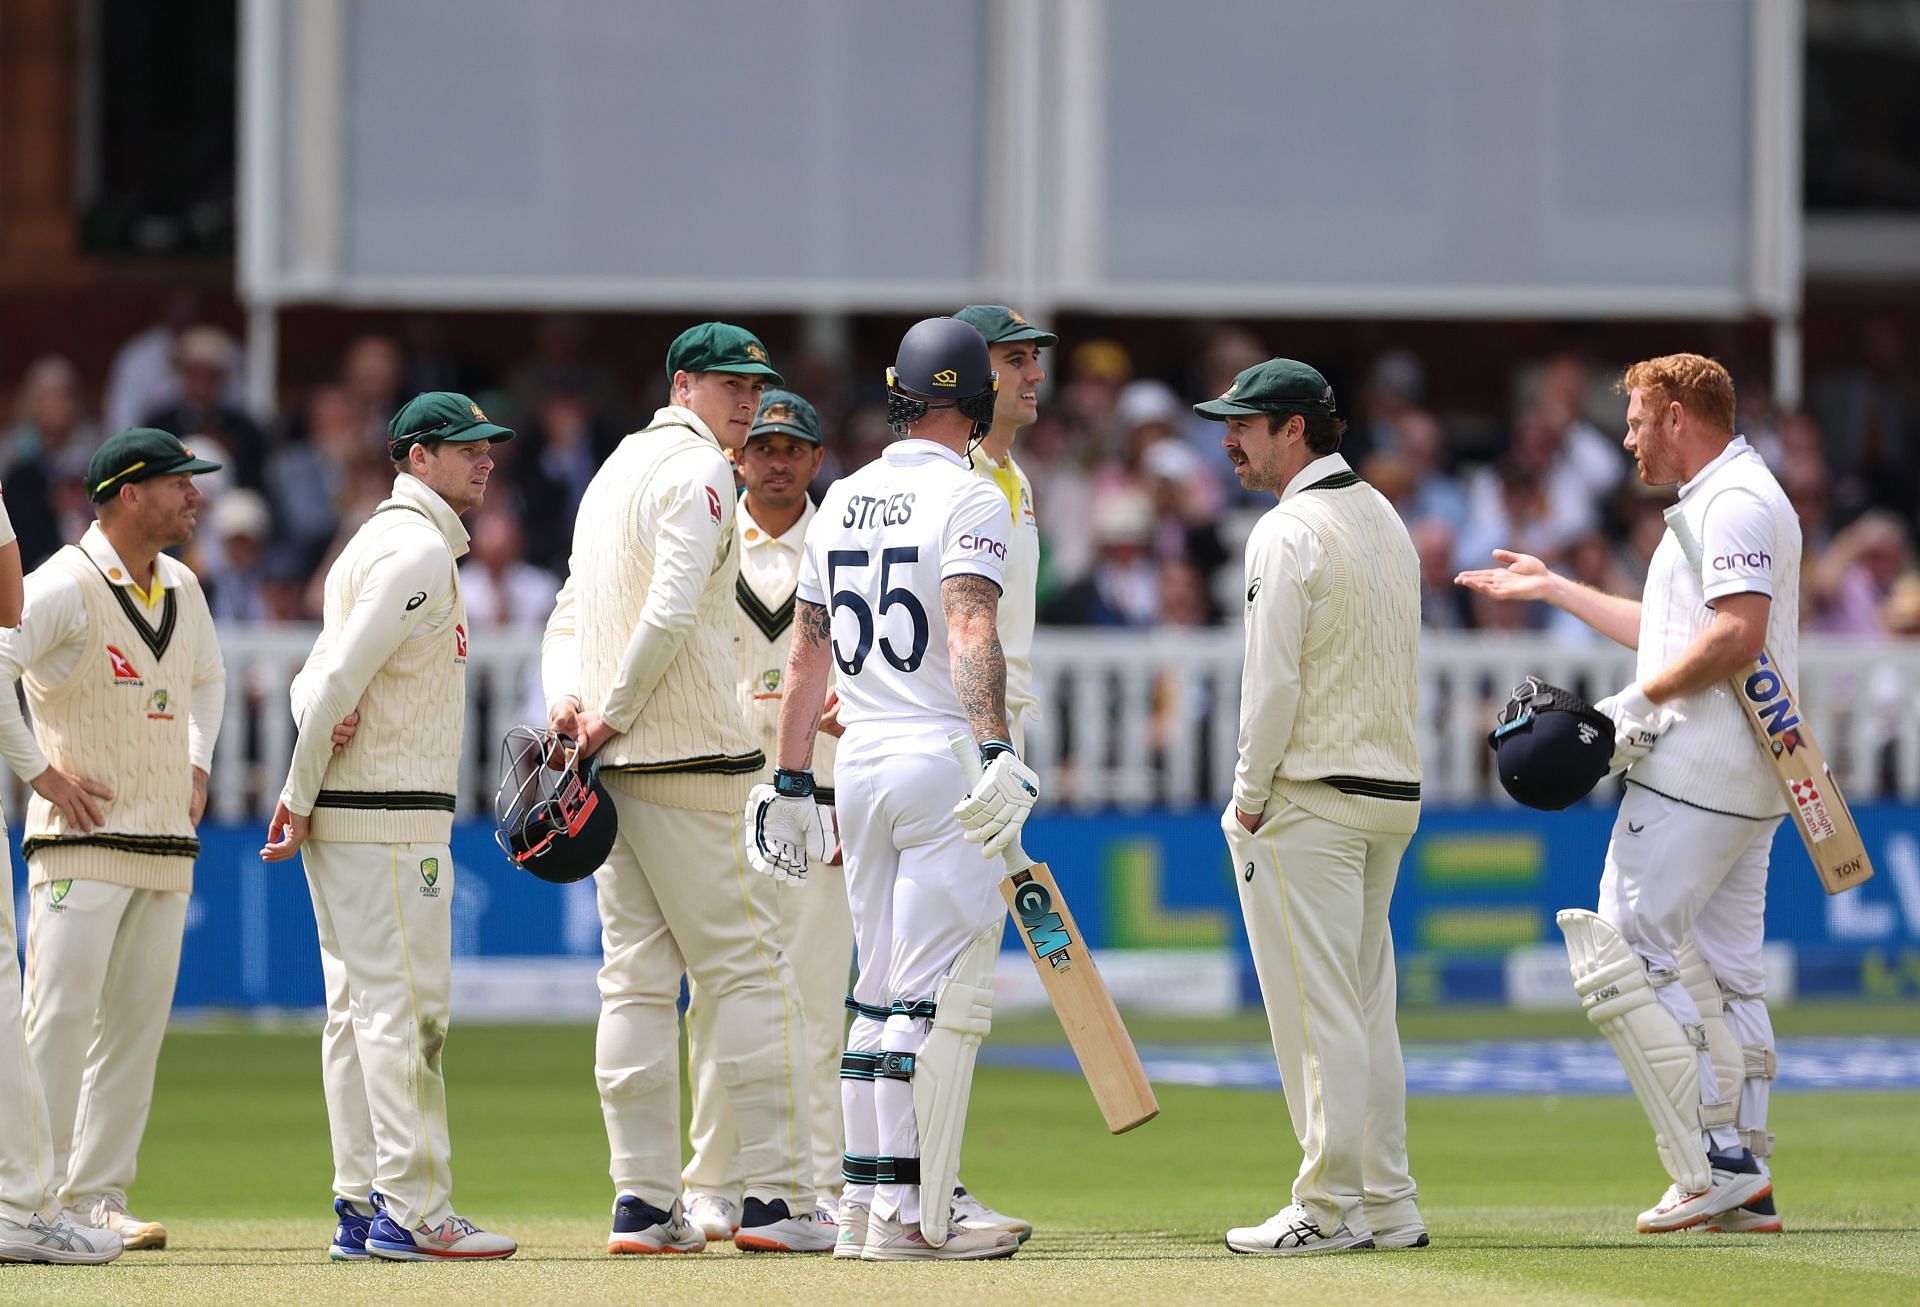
[1713,551,1772,570]
[958,534,1007,560]
[106,644,142,684]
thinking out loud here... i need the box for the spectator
[102,288,250,433]
[1808,316,1915,514]
[1139,438,1228,578]
[3,356,100,567]
[339,334,407,436]
[1544,530,1636,645]
[1455,457,1562,593]
[1810,510,1910,636]
[142,326,269,492]
[1062,338,1133,453]
[1353,348,1429,466]
[266,385,380,576]
[1043,489,1159,627]
[1409,519,1466,630]
[1017,413,1096,600]
[202,489,274,622]
[1391,411,1468,536]
[459,507,561,631]
[510,372,619,573]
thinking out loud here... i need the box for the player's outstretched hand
[955,748,1039,857]
[1594,682,1680,774]
[744,783,825,883]
[1454,549,1557,603]
[260,799,311,862]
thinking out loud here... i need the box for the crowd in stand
[8,311,1919,644]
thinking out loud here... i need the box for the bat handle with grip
[947,729,1036,874]
[1663,504,1706,573]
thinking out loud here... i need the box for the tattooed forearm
[775,600,833,770]
[942,574,1008,747]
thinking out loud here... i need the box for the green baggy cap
[954,304,1058,348]
[749,389,823,445]
[666,323,784,385]
[388,391,517,460]
[1192,358,1337,420]
[88,428,223,503]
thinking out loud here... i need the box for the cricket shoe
[1696,1194,1784,1234]
[607,1195,705,1255]
[952,1183,1032,1243]
[1374,1223,1431,1249]
[365,1205,516,1260]
[861,1209,1019,1261]
[1637,1149,1772,1234]
[734,1197,836,1253]
[329,1197,377,1261]
[1226,1203,1376,1255]
[685,1193,738,1242]
[74,1193,165,1250]
[0,1212,122,1264]
[834,1201,869,1260]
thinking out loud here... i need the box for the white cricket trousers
[834,724,1005,1227]
[593,789,809,1211]
[1,845,58,1224]
[684,827,853,1208]
[1225,800,1418,1235]
[1599,784,1782,1153]
[23,873,185,1213]
[301,839,457,1228]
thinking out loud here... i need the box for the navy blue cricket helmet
[1487,677,1614,810]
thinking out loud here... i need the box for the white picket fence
[199,626,1920,823]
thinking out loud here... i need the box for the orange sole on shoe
[607,1241,703,1255]
[734,1235,829,1253]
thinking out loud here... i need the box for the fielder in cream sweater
[1195,360,1426,1257]
[542,323,820,1255]
[0,428,225,1252]
[262,392,518,1262]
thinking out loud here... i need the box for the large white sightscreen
[241,0,1792,320]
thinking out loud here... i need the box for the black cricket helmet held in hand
[1487,676,1615,811]
[886,316,1000,442]
[494,726,618,884]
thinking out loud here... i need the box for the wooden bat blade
[1002,859,1159,1133]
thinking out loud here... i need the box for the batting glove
[1594,682,1678,774]
[954,743,1039,858]
[745,772,826,883]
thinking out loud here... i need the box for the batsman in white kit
[0,429,226,1254]
[681,388,853,1241]
[543,323,821,1255]
[1196,361,1428,1256]
[0,486,122,1266]
[1458,353,1792,1234]
[262,392,518,1260]
[747,317,1035,1261]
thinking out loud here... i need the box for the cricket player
[0,488,122,1266]
[1196,361,1427,1255]
[1457,354,1791,1234]
[262,391,518,1261]
[747,316,1032,1261]
[0,429,225,1252]
[682,389,852,1241]
[543,323,824,1255]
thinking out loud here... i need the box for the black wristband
[978,739,1016,765]
[774,768,815,799]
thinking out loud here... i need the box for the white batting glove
[954,745,1039,858]
[744,779,825,884]
[1593,682,1679,775]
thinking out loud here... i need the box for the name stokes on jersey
[842,493,916,529]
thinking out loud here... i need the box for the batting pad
[1673,939,1741,1132]
[1557,909,1711,1192]
[910,924,999,1247]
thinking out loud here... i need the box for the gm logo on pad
[932,369,959,387]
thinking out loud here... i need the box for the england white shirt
[797,440,1012,731]
[1628,437,1800,819]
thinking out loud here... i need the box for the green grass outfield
[9,1004,1917,1305]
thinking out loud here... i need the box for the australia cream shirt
[0,521,225,889]
[973,451,1040,740]
[733,495,838,796]
[1234,453,1422,834]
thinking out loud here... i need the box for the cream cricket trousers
[23,874,186,1211]
[1225,800,1418,1234]
[684,817,853,1208]
[594,789,809,1211]
[301,839,457,1228]
[1,845,58,1224]
[1599,784,1782,1152]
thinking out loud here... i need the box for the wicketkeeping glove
[953,743,1039,858]
[1593,682,1680,775]
[744,775,826,884]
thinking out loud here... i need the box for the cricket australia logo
[419,858,442,897]
[106,644,143,685]
[146,688,174,721]
[49,879,72,910]
[759,668,782,694]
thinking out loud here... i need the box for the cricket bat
[1665,507,1873,895]
[948,731,1160,1133]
